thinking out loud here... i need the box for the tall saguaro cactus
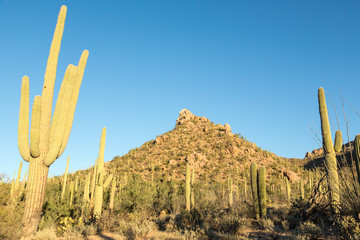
[61,156,70,200]
[185,162,191,212]
[318,87,340,211]
[17,6,88,239]
[258,166,266,218]
[353,135,360,187]
[93,127,107,219]
[250,163,260,219]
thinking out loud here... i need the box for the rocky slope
[103,109,302,184]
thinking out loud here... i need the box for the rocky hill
[102,109,302,184]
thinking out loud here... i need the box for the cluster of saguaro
[318,87,340,211]
[17,5,88,239]
[250,163,266,218]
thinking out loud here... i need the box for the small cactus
[228,176,233,208]
[300,179,304,199]
[61,157,70,200]
[109,177,116,211]
[354,135,360,187]
[334,130,343,153]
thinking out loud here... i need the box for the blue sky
[1,1,360,179]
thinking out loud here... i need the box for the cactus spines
[18,6,88,238]
[185,162,191,212]
[250,163,260,219]
[318,87,340,210]
[353,135,360,187]
[258,166,266,218]
[61,157,70,200]
[109,177,116,211]
[93,127,106,219]
[334,130,343,153]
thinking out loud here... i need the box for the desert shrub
[32,227,57,240]
[294,221,323,240]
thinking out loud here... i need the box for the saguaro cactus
[228,176,233,208]
[185,162,191,212]
[61,157,70,200]
[334,130,343,153]
[17,6,88,239]
[286,177,291,201]
[250,163,260,219]
[109,177,117,211]
[258,166,266,218]
[353,135,360,187]
[318,87,340,211]
[191,167,195,208]
[83,172,90,204]
[300,179,304,199]
[93,127,106,219]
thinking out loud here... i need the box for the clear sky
[1,0,360,179]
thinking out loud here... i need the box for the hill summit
[106,109,300,183]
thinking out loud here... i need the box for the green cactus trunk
[258,166,266,218]
[93,128,106,219]
[185,162,191,212]
[250,163,260,219]
[18,6,88,239]
[90,158,98,206]
[318,87,340,211]
[244,174,247,199]
[61,157,70,200]
[334,130,343,153]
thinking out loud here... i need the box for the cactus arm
[103,174,113,189]
[18,76,30,162]
[59,50,89,156]
[39,6,67,155]
[30,96,41,158]
[44,66,77,167]
[50,64,72,143]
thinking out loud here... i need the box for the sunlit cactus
[109,177,117,211]
[354,135,360,187]
[17,5,88,239]
[318,87,340,211]
[93,127,107,219]
[250,163,259,219]
[191,167,195,208]
[334,130,343,153]
[83,172,90,204]
[185,162,191,212]
[228,176,233,208]
[61,157,70,200]
[286,177,291,201]
[258,166,266,218]
[300,179,304,199]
